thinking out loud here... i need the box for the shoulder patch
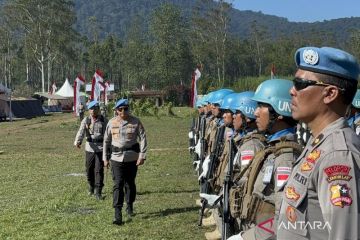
[324,165,352,183]
[330,184,352,208]
[240,150,255,166]
[277,167,291,187]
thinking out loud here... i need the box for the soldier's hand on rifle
[199,193,222,208]
[198,155,210,180]
[193,160,200,171]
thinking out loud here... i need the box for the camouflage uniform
[240,129,301,240]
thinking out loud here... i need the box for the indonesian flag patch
[240,150,254,166]
[276,167,292,187]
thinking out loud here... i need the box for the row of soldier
[189,46,360,240]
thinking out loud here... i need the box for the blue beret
[87,100,99,109]
[295,47,360,82]
[114,99,129,109]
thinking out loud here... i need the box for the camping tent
[0,94,44,120]
[54,78,74,111]
[56,78,74,97]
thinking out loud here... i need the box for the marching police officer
[74,100,107,200]
[103,99,147,225]
[277,47,360,239]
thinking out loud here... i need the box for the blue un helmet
[207,89,234,105]
[195,96,205,108]
[252,79,293,117]
[220,93,238,110]
[352,89,360,108]
[230,91,257,119]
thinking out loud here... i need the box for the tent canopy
[33,92,67,100]
[56,78,74,97]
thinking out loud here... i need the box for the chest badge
[286,206,297,223]
[285,186,300,201]
[300,161,313,172]
[306,149,321,164]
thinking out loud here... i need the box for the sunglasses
[117,107,129,112]
[292,77,344,92]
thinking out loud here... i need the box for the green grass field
[0,108,209,240]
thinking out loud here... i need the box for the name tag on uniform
[263,165,274,184]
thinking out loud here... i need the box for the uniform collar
[310,117,348,148]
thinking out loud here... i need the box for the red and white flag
[240,150,255,166]
[276,167,291,187]
[271,64,276,79]
[91,70,104,101]
[49,82,57,95]
[74,75,85,116]
[190,66,201,108]
[104,81,111,105]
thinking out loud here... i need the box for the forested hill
[73,0,360,42]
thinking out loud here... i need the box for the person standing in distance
[74,100,107,200]
[103,99,147,225]
[278,46,360,239]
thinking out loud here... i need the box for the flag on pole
[104,81,111,105]
[190,66,201,108]
[91,70,104,101]
[49,82,57,95]
[74,75,85,116]
[271,64,276,79]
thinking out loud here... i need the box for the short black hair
[313,72,358,105]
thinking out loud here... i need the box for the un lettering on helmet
[278,101,291,114]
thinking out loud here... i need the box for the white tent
[56,78,74,97]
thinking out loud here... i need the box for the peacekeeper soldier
[74,100,107,200]
[199,89,233,194]
[228,91,267,234]
[229,79,302,240]
[347,89,360,135]
[203,92,238,240]
[277,47,360,239]
[103,99,147,225]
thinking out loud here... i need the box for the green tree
[150,3,193,89]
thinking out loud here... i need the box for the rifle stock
[222,137,235,240]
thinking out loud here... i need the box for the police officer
[277,47,360,239]
[74,100,107,200]
[103,99,147,225]
[347,89,360,135]
[229,79,302,240]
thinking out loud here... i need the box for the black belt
[87,138,103,143]
[112,143,140,153]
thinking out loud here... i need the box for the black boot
[113,208,123,225]
[126,203,134,217]
[88,185,94,196]
[95,188,104,200]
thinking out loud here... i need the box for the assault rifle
[198,116,207,176]
[198,125,225,226]
[222,137,236,240]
